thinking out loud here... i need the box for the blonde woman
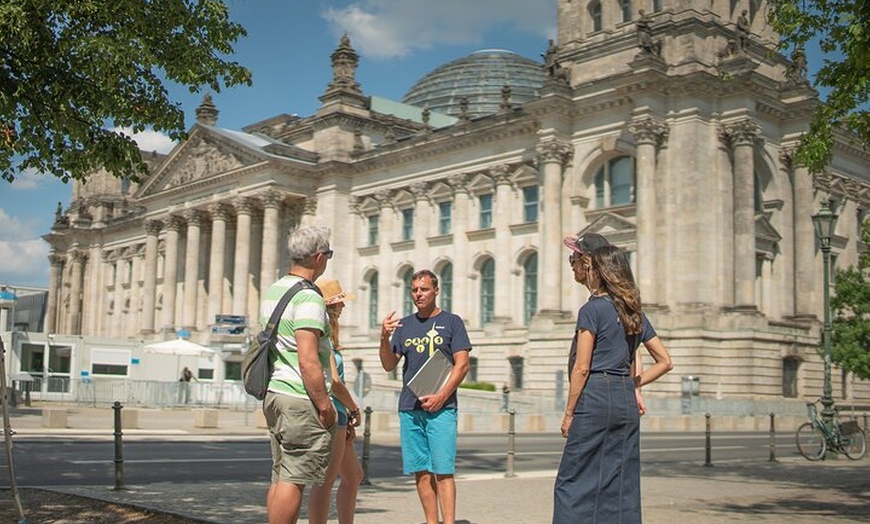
[308,279,364,524]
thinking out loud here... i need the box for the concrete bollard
[193,408,219,428]
[121,408,140,430]
[41,408,68,429]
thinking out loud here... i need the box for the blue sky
[0,0,556,288]
[0,0,831,289]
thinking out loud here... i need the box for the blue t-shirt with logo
[390,310,472,411]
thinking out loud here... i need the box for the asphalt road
[3,431,801,488]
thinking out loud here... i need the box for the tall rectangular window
[402,208,414,241]
[620,0,632,23]
[368,215,379,246]
[439,201,452,235]
[523,186,539,223]
[479,194,493,229]
[369,273,379,329]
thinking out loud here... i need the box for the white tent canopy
[143,338,217,357]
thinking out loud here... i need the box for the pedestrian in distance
[554,243,673,524]
[260,225,337,524]
[308,278,363,524]
[379,269,472,524]
[178,366,197,404]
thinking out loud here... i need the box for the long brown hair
[326,304,341,348]
[590,245,643,335]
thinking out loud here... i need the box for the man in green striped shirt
[261,225,337,523]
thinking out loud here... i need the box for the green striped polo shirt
[260,275,332,398]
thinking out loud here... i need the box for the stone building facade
[40,0,870,406]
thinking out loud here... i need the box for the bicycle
[795,399,867,461]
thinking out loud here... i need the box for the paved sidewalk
[47,457,869,524]
[4,404,869,523]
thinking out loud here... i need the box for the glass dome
[401,49,546,119]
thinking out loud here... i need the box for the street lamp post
[812,200,839,428]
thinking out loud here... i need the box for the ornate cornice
[144,219,163,236]
[718,120,764,149]
[536,138,573,166]
[628,117,668,147]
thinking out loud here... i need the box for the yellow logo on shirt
[403,322,444,356]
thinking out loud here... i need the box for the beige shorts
[263,392,336,485]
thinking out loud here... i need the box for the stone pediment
[582,213,635,235]
[138,130,255,197]
[755,213,782,244]
[576,213,637,246]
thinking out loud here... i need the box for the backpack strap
[264,279,322,339]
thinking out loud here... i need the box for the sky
[0,0,831,289]
[0,0,556,289]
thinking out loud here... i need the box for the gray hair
[287,225,331,265]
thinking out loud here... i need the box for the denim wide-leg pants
[553,372,641,524]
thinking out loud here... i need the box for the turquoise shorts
[399,409,458,475]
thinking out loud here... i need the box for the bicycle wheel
[841,426,867,460]
[795,422,826,460]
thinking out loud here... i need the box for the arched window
[620,0,633,23]
[754,172,764,212]
[368,272,379,328]
[440,263,453,313]
[523,253,538,325]
[594,156,636,208]
[480,258,495,325]
[402,268,415,316]
[590,1,603,32]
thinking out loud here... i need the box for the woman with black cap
[554,239,673,523]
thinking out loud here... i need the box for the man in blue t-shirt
[379,269,471,524]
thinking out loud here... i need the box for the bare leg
[435,474,456,524]
[308,427,347,524]
[336,437,364,523]
[268,481,305,524]
[415,471,440,524]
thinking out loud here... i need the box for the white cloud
[111,127,177,155]
[0,208,39,242]
[8,168,52,191]
[323,0,554,58]
[0,239,49,286]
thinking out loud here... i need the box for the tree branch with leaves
[767,0,869,174]
[0,0,252,184]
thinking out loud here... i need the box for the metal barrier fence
[72,378,257,409]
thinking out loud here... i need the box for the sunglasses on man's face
[320,249,334,260]
[568,254,583,265]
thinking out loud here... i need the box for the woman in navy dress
[553,244,673,523]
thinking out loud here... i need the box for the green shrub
[459,381,497,392]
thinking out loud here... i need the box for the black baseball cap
[562,233,611,254]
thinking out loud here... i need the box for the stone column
[409,182,431,267]
[375,190,395,321]
[449,174,471,314]
[68,250,87,335]
[141,220,161,334]
[785,151,816,318]
[721,121,763,308]
[232,198,253,316]
[300,199,318,228]
[492,165,514,321]
[629,118,668,305]
[207,203,229,325]
[536,138,572,314]
[182,210,204,330]
[45,254,64,334]
[161,215,183,332]
[260,191,284,290]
